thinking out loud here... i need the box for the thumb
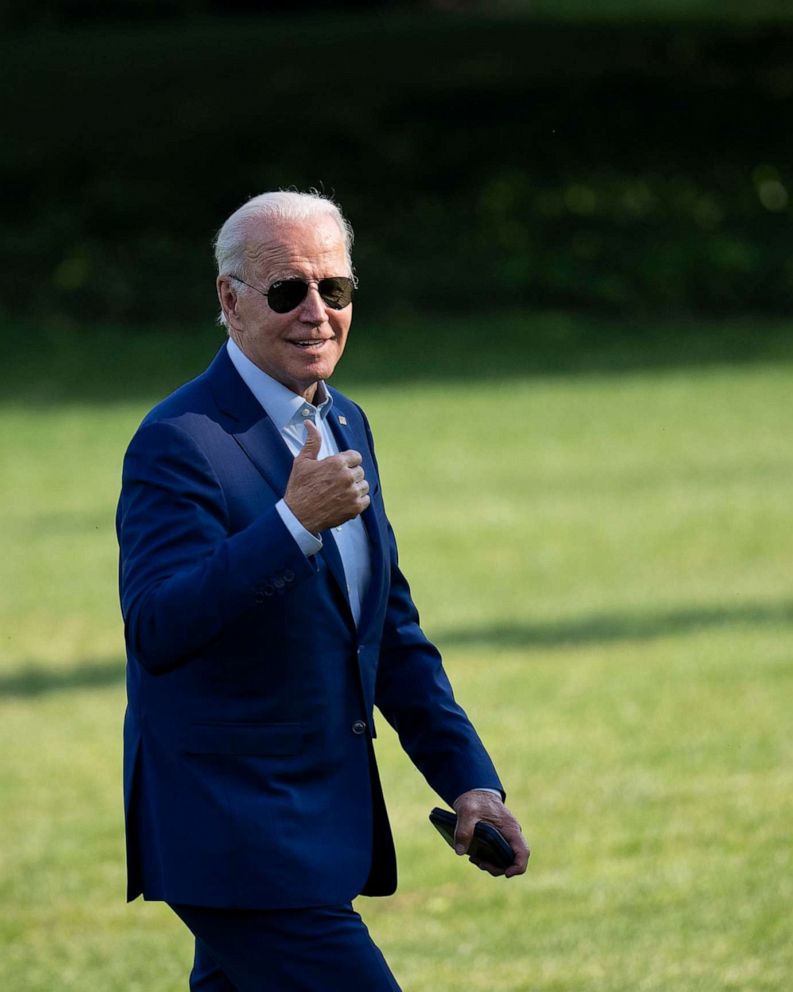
[297,419,321,461]
[453,814,476,856]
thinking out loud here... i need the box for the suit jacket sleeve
[117,419,316,675]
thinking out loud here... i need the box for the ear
[217,275,243,332]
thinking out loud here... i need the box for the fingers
[297,420,322,461]
[486,815,529,877]
[502,841,530,877]
[355,488,371,512]
[504,827,530,877]
[338,448,362,468]
[331,453,368,502]
[469,857,505,877]
[328,457,367,492]
[452,790,530,879]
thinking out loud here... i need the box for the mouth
[290,338,333,352]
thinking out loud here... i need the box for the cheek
[332,314,351,349]
[257,323,290,358]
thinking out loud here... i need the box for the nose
[298,284,328,323]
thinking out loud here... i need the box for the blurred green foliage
[2,10,793,324]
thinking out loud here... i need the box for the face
[217,215,353,401]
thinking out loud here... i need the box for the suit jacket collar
[203,346,383,634]
[204,344,294,499]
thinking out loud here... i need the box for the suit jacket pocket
[179,722,302,755]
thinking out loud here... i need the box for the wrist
[283,497,320,537]
[453,788,503,809]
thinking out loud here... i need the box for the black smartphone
[429,807,515,870]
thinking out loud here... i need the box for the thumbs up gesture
[284,420,370,534]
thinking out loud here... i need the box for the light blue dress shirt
[226,338,371,626]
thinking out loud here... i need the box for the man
[117,190,528,991]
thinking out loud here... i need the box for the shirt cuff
[276,498,323,557]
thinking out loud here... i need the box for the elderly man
[117,190,528,991]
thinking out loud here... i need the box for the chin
[307,356,339,382]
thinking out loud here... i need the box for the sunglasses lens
[267,280,309,313]
[318,277,354,310]
[266,277,354,313]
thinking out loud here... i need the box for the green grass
[1,316,792,990]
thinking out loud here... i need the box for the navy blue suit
[117,345,502,930]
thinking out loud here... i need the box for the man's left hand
[452,789,530,878]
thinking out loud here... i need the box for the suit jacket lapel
[327,397,386,635]
[206,345,294,497]
[315,527,353,624]
[206,347,356,625]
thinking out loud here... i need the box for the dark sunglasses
[232,274,354,314]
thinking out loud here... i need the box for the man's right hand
[284,420,370,534]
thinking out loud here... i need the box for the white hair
[213,189,355,329]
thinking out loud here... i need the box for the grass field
[1,314,792,991]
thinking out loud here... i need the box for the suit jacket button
[351,720,367,735]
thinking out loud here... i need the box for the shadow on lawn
[434,599,793,650]
[3,599,792,698]
[0,657,124,698]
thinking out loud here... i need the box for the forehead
[244,215,348,281]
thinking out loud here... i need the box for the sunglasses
[232,274,354,314]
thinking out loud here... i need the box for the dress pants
[169,902,402,992]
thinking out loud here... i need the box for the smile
[291,339,331,351]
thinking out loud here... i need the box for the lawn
[1,315,791,991]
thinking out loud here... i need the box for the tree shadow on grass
[3,599,792,698]
[0,657,124,698]
[433,599,793,651]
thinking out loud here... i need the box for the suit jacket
[117,345,503,909]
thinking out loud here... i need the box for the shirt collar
[226,337,333,433]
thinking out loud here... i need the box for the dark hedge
[3,11,793,323]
